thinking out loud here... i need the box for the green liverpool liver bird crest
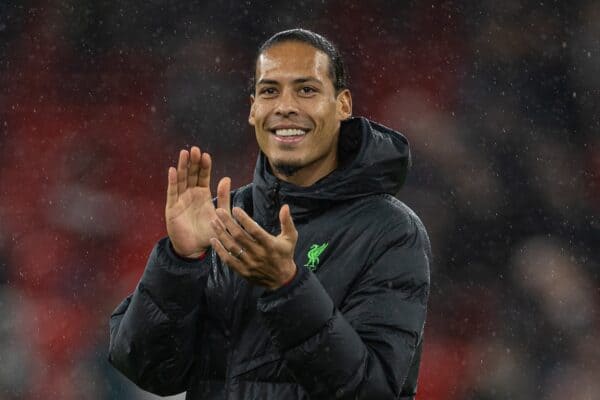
[304,243,328,271]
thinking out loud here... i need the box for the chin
[275,165,301,177]
[269,152,305,167]
[272,159,304,177]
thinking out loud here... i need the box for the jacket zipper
[269,181,281,230]
[223,182,280,398]
[223,277,249,398]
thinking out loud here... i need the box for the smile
[272,128,309,143]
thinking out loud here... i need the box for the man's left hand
[210,205,298,290]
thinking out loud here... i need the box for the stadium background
[0,1,598,398]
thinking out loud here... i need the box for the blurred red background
[0,1,598,399]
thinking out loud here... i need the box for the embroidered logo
[304,243,328,271]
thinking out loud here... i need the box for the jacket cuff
[257,267,334,349]
[165,237,208,265]
[261,264,304,299]
[139,237,211,314]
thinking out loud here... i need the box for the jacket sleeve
[257,218,430,399]
[108,237,211,396]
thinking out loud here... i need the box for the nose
[274,88,299,117]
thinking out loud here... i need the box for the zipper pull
[268,181,280,205]
[267,182,281,232]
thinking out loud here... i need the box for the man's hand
[209,205,298,290]
[166,146,231,258]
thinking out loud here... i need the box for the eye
[299,86,317,95]
[259,87,278,96]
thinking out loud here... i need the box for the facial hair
[272,162,302,177]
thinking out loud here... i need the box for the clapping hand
[165,146,231,258]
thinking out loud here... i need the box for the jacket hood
[252,117,411,224]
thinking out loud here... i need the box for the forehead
[255,41,331,83]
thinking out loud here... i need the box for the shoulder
[359,194,427,234]
[364,196,431,289]
[362,194,431,255]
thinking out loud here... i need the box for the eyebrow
[257,77,323,86]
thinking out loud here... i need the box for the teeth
[275,129,305,137]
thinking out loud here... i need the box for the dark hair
[252,28,348,93]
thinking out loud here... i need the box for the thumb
[279,204,297,241]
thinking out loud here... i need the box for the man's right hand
[166,146,231,258]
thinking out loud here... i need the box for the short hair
[253,28,348,93]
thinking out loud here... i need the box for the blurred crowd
[0,1,598,399]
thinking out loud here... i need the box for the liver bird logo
[304,243,329,271]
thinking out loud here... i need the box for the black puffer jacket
[108,117,431,399]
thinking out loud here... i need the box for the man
[109,29,430,399]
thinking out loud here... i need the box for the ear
[248,94,256,126]
[336,89,352,121]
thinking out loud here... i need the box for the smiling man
[109,29,431,399]
[251,40,351,187]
